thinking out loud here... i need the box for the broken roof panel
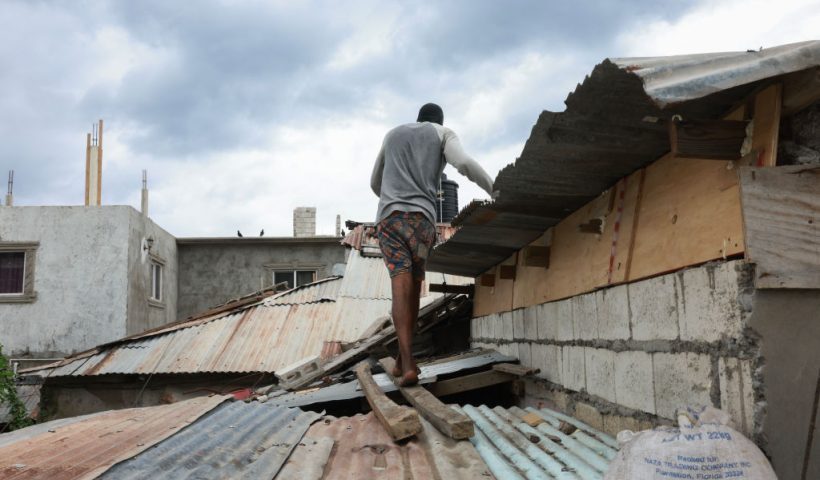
[0,395,229,480]
[427,41,820,277]
[264,276,341,305]
[100,401,320,480]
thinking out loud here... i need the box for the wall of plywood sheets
[472,254,516,317]
[474,85,785,314]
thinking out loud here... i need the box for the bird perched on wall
[259,229,264,236]
[237,230,243,237]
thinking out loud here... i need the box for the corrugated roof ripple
[100,401,320,480]
[456,404,619,480]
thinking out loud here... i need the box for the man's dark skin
[391,270,422,385]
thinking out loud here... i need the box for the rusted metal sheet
[282,412,492,480]
[264,276,341,305]
[0,395,229,480]
[428,41,820,277]
[100,402,320,480]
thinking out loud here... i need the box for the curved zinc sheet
[264,276,342,305]
[100,402,320,480]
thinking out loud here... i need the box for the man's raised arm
[439,127,494,196]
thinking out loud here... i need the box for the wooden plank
[428,283,474,295]
[479,273,495,287]
[670,118,748,160]
[751,83,782,167]
[492,363,539,376]
[627,154,745,281]
[520,411,544,427]
[425,369,516,397]
[739,165,820,288]
[473,254,514,317]
[379,357,474,440]
[354,361,422,441]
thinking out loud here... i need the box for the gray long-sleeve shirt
[370,122,494,224]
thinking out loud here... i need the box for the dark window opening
[0,252,25,294]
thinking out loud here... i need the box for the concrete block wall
[471,260,763,440]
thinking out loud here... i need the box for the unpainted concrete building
[0,205,177,365]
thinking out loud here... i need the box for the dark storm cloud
[0,0,701,222]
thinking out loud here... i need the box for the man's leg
[390,272,422,385]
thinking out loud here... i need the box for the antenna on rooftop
[5,170,13,206]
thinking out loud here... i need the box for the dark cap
[417,103,443,125]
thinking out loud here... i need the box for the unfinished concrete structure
[428,42,820,479]
[0,205,178,364]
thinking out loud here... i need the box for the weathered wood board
[739,165,820,288]
[379,357,474,440]
[355,362,422,441]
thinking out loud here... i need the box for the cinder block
[629,274,679,341]
[615,350,656,414]
[501,311,514,340]
[572,293,597,340]
[585,348,617,403]
[573,402,604,431]
[518,342,533,368]
[523,305,539,341]
[537,301,564,340]
[678,261,745,342]
[513,309,525,339]
[602,414,644,437]
[492,313,504,340]
[653,352,713,419]
[533,344,562,385]
[596,285,631,340]
[718,357,755,436]
[562,346,586,392]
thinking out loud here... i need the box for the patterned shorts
[377,211,436,280]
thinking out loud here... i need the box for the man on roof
[370,103,494,386]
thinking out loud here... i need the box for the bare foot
[391,355,403,377]
[398,368,420,387]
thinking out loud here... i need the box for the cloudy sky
[2,0,818,237]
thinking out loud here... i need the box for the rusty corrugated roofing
[282,412,492,480]
[26,235,471,378]
[100,401,320,480]
[427,41,820,276]
[0,395,229,480]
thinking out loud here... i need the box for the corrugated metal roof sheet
[283,412,492,480]
[271,349,515,407]
[28,240,471,378]
[457,404,618,480]
[0,395,229,480]
[100,402,320,480]
[428,41,820,276]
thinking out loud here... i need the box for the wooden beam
[425,369,516,397]
[355,362,422,441]
[498,265,517,280]
[428,283,474,295]
[751,83,782,167]
[522,245,550,268]
[782,67,820,116]
[739,165,820,288]
[379,357,474,440]
[669,118,749,160]
[492,363,540,376]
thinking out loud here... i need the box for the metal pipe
[462,405,550,479]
